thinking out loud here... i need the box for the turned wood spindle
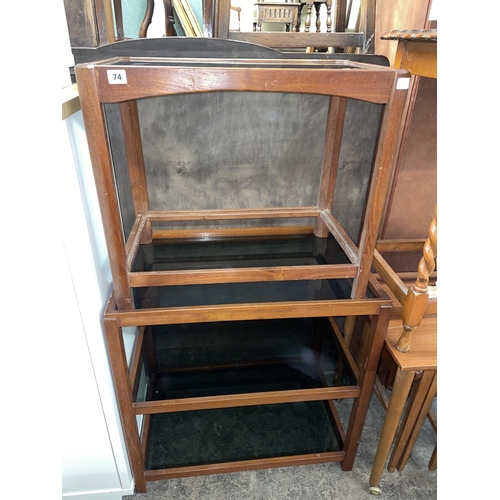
[397,207,437,353]
[304,1,313,32]
[326,0,332,33]
[314,2,322,32]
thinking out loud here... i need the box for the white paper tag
[107,69,127,84]
[396,77,410,90]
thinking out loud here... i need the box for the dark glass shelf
[152,363,321,400]
[136,317,357,403]
[134,278,352,309]
[132,233,350,272]
[146,401,341,470]
[131,233,355,309]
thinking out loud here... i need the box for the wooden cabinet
[75,39,409,493]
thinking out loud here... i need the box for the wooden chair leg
[369,369,415,491]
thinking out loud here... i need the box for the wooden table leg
[428,444,437,471]
[426,406,437,471]
[396,371,437,471]
[387,370,434,472]
[343,306,391,471]
[104,318,147,493]
[369,368,415,493]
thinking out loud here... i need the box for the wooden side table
[369,317,437,495]
[382,29,437,78]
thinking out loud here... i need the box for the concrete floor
[123,394,437,500]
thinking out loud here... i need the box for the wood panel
[381,76,437,241]
[63,0,117,48]
[63,0,100,47]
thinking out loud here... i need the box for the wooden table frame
[75,52,410,492]
[383,29,437,79]
[76,57,410,310]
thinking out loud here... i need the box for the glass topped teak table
[75,46,410,493]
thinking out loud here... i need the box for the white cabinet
[61,108,134,500]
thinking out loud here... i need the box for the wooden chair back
[373,206,437,353]
[208,0,376,53]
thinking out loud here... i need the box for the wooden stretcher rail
[368,272,392,302]
[145,207,320,222]
[329,317,360,380]
[372,248,408,306]
[132,386,359,415]
[373,271,437,282]
[151,226,315,240]
[320,210,359,264]
[106,299,389,327]
[376,238,426,252]
[128,264,358,287]
[144,451,345,480]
